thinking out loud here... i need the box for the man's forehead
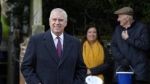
[51,17,64,19]
[51,13,64,18]
[50,15,64,20]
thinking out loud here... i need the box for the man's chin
[54,30,61,33]
[120,24,124,26]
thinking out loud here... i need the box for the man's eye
[58,19,64,21]
[53,19,57,21]
[52,19,64,22]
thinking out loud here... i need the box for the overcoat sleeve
[21,36,41,84]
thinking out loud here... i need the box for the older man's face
[49,12,67,36]
[117,14,129,27]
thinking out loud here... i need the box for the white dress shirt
[51,31,64,50]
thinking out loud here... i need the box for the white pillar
[30,0,45,35]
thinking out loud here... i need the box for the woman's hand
[87,69,91,75]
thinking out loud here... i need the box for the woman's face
[86,27,97,42]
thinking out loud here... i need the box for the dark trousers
[113,80,148,84]
[132,80,148,84]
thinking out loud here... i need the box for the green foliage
[1,17,10,38]
[101,36,112,41]
[6,0,150,37]
[75,35,82,39]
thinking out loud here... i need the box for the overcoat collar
[43,30,72,67]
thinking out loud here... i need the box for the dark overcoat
[111,21,150,82]
[21,30,86,84]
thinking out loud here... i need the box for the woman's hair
[81,24,104,46]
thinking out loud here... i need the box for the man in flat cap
[111,6,150,84]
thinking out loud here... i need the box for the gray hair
[125,15,133,20]
[49,8,68,21]
[128,15,133,20]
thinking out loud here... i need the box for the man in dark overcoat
[111,7,150,84]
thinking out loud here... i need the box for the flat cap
[114,7,134,15]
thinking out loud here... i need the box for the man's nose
[117,18,120,21]
[55,20,60,24]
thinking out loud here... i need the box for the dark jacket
[111,21,150,82]
[89,46,112,84]
[89,46,111,75]
[21,30,86,84]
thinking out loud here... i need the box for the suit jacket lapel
[43,30,59,63]
[58,33,72,67]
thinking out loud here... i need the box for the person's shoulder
[32,33,44,37]
[114,24,122,30]
[134,21,147,26]
[114,25,122,32]
[30,32,45,39]
[116,25,121,27]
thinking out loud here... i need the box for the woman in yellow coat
[81,25,111,84]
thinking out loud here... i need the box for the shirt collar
[51,31,64,40]
[121,20,136,30]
